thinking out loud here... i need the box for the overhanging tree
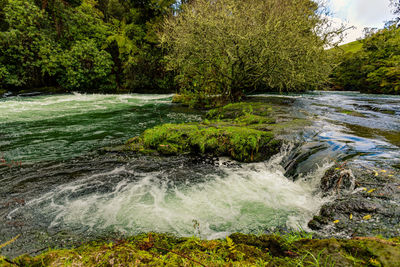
[159,0,344,103]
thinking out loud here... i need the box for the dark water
[1,91,399,258]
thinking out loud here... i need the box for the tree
[392,0,400,18]
[159,0,343,103]
[0,0,54,88]
[0,0,178,93]
[331,25,400,94]
[95,0,177,92]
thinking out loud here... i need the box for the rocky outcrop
[121,102,292,162]
[309,164,400,238]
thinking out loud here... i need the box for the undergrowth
[2,233,399,266]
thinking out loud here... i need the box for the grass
[2,233,399,266]
[339,40,363,54]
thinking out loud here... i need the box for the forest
[0,0,339,100]
[0,0,178,94]
[330,0,399,95]
[1,0,399,100]
[331,24,400,95]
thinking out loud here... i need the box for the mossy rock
[206,102,273,120]
[229,233,291,257]
[4,233,399,266]
[295,237,400,267]
[121,101,320,162]
[172,94,228,109]
[126,123,281,162]
[337,108,366,118]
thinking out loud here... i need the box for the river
[1,91,399,258]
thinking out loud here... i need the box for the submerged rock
[320,167,356,195]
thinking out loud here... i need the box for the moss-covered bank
[121,102,288,162]
[2,233,399,266]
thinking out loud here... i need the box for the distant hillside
[330,25,400,94]
[339,40,363,53]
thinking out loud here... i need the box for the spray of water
[8,146,332,239]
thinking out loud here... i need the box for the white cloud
[328,0,395,43]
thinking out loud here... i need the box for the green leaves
[0,0,176,92]
[54,39,114,91]
[332,25,400,94]
[159,0,341,104]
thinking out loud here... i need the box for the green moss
[337,108,366,117]
[0,89,6,96]
[123,102,287,162]
[126,123,280,162]
[206,102,273,120]
[121,101,320,161]
[172,93,228,109]
[235,114,275,125]
[3,233,399,267]
[262,118,312,135]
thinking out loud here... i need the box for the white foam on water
[9,154,331,239]
[0,94,174,123]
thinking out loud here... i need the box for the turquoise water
[0,93,200,163]
[1,91,399,258]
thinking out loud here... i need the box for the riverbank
[2,232,399,266]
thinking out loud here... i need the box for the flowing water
[1,92,399,257]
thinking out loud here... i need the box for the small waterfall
[7,145,332,240]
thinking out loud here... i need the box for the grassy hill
[338,40,363,53]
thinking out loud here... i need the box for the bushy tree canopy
[0,0,177,93]
[159,0,343,102]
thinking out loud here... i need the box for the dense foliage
[159,0,342,102]
[0,0,176,93]
[331,25,400,94]
[2,232,400,266]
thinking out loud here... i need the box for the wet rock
[17,92,43,97]
[283,142,328,179]
[320,167,355,195]
[309,164,400,238]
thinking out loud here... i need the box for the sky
[328,0,395,44]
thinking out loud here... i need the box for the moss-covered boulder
[206,102,274,120]
[172,93,228,109]
[122,102,286,162]
[126,123,281,162]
